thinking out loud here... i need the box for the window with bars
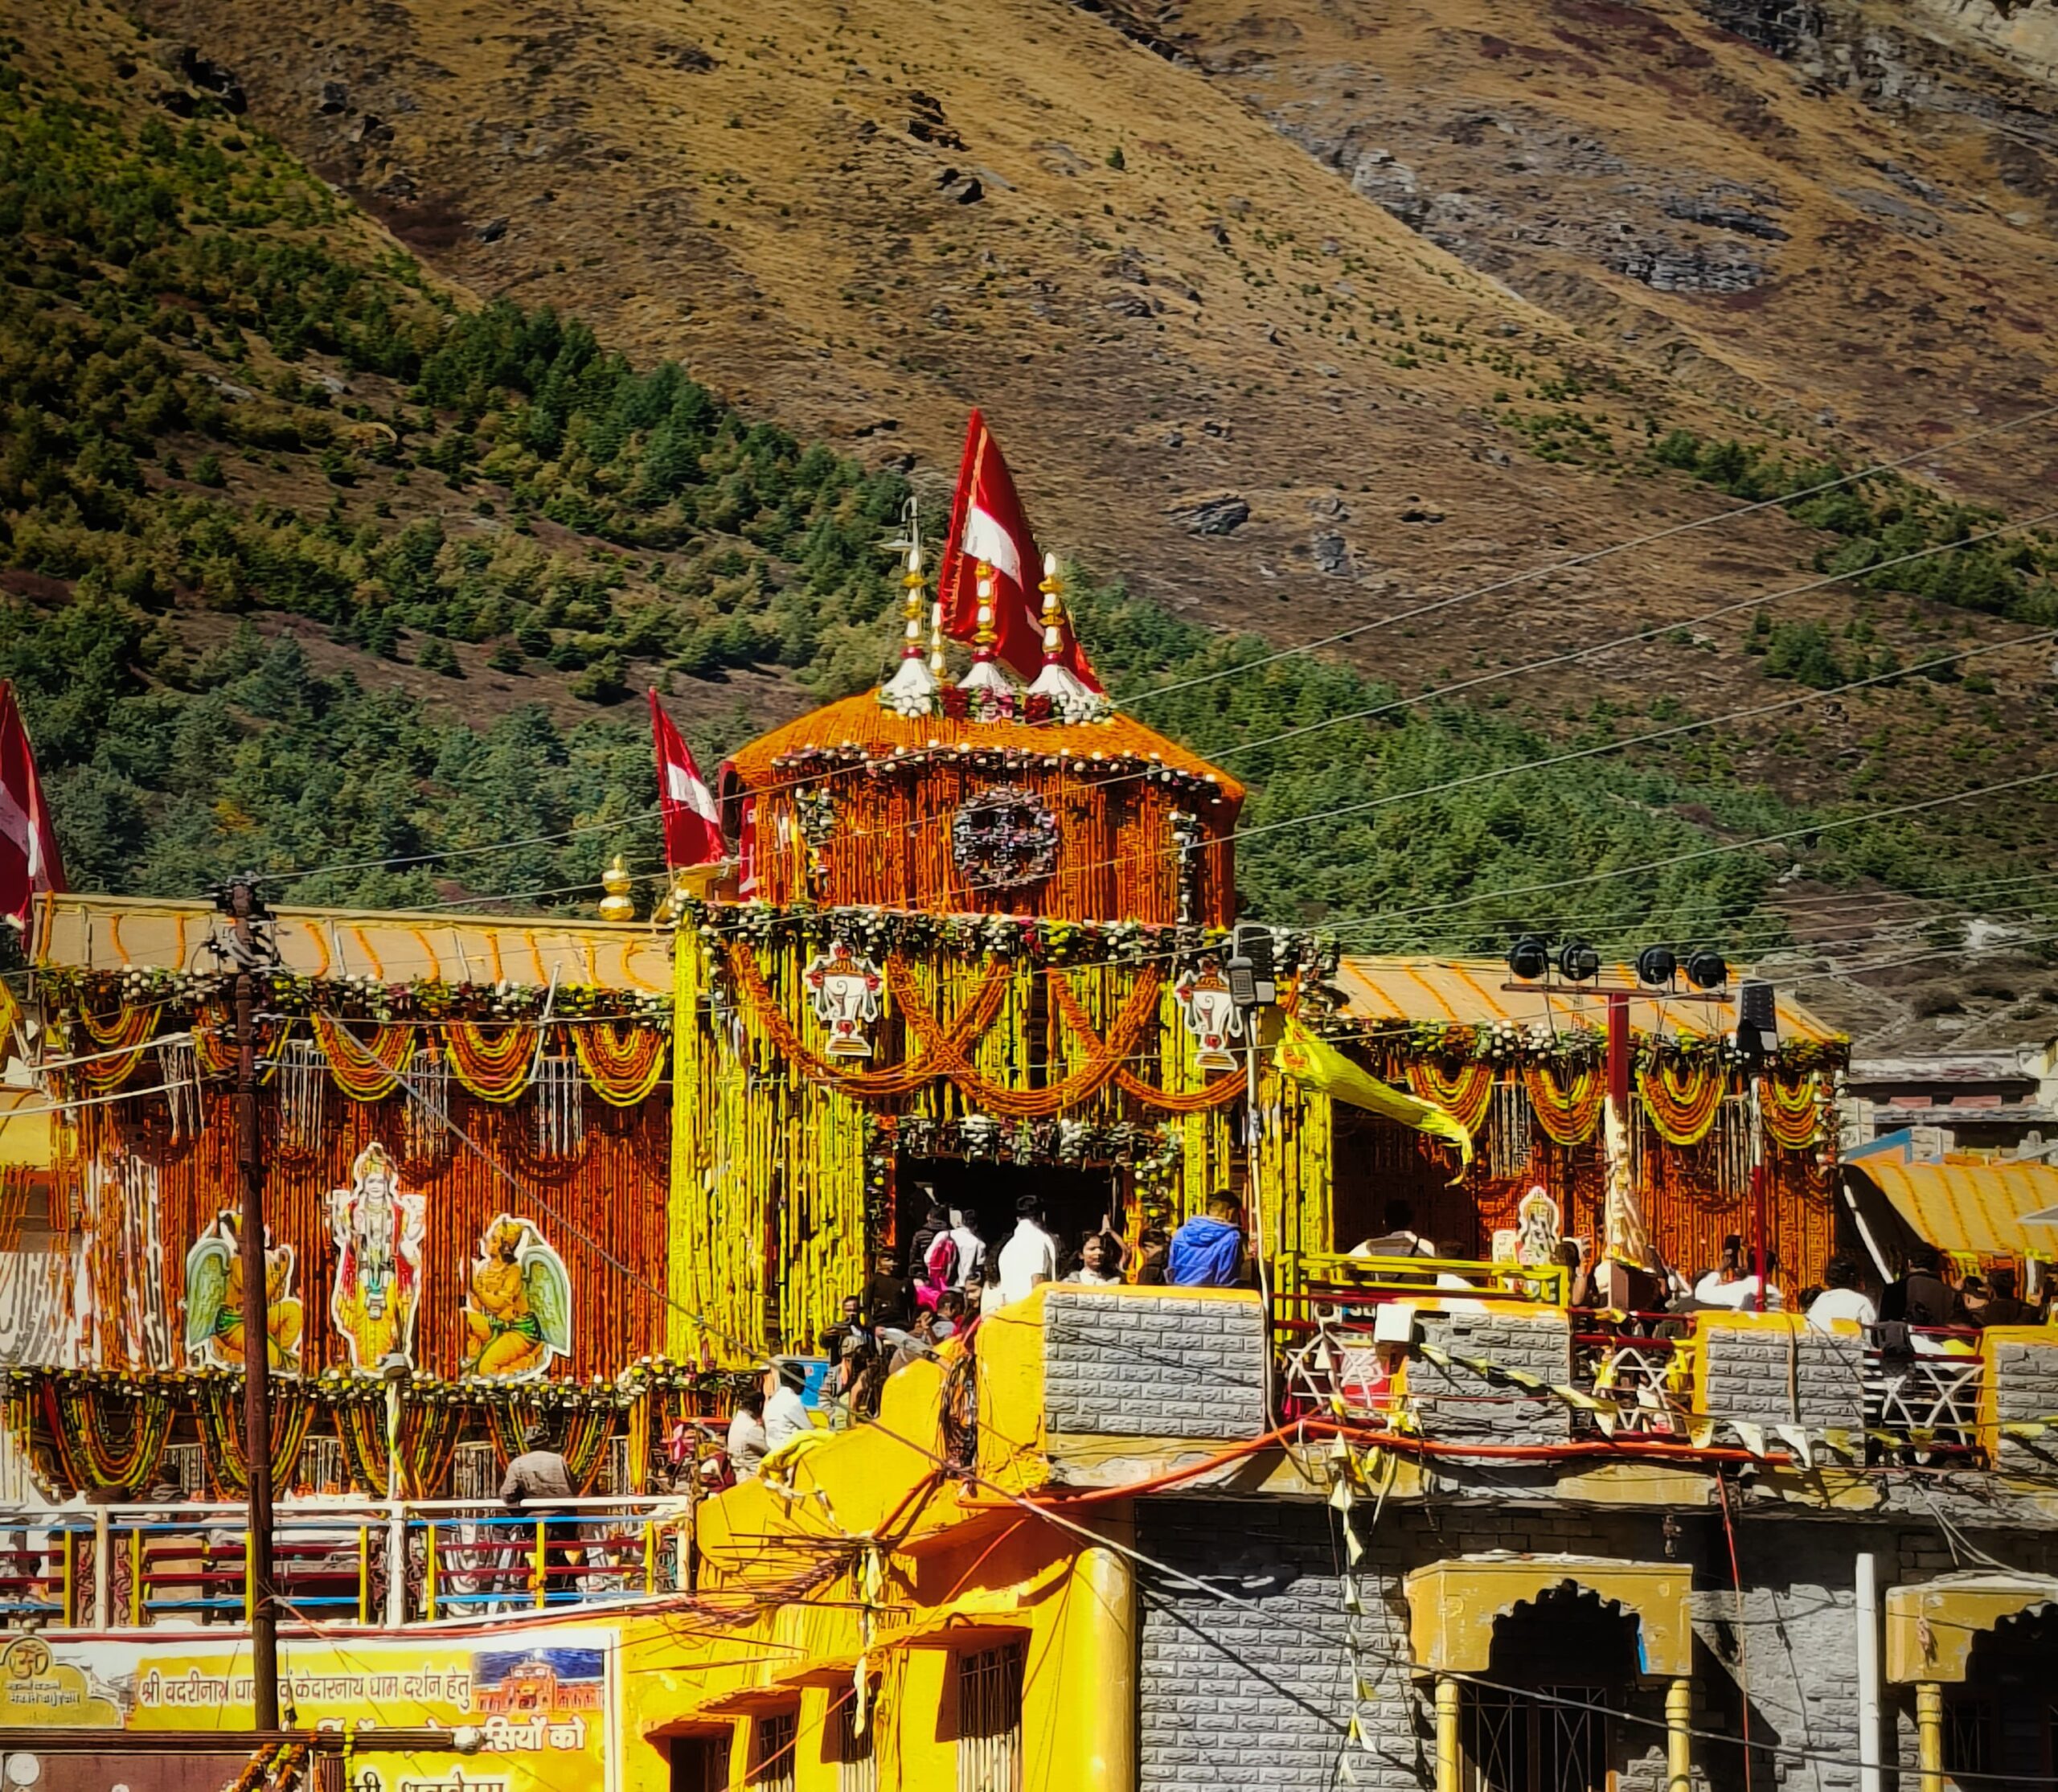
[1945,1695,1993,1781]
[749,1709,797,1792]
[826,1683,880,1792]
[957,1643,1024,1792]
[1465,1685,1609,1792]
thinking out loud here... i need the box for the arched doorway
[1938,1603,2058,1785]
[1464,1585,1641,1792]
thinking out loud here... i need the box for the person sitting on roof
[1805,1254,1877,1333]
[763,1361,812,1452]
[1169,1191,1248,1288]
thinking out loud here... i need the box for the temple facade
[0,651,2056,1792]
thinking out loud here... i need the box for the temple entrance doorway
[1941,1603,2058,1786]
[1465,1586,1638,1792]
[896,1155,1122,1283]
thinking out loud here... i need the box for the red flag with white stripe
[648,691,724,868]
[0,683,64,930]
[937,411,1102,691]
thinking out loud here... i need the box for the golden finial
[597,853,634,921]
[1037,550,1064,663]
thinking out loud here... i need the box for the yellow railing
[1285,1251,1568,1308]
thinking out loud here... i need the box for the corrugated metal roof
[1331,955,1840,1043]
[32,892,671,994]
[1851,1156,2058,1259]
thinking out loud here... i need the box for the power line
[1117,403,2058,706]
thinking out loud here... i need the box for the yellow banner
[1276,1017,1474,1175]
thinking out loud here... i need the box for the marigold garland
[67,999,162,1088]
[1761,1071,1823,1151]
[35,1377,176,1491]
[924,969,1166,1119]
[197,1378,316,1495]
[308,1015,416,1103]
[1403,1059,1497,1135]
[571,1018,669,1106]
[1523,1060,1606,1146]
[1636,1058,1728,1147]
[726,946,1012,1095]
[447,1021,540,1103]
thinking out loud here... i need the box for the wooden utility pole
[223,877,278,1729]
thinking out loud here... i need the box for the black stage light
[1635,945,1677,988]
[1507,933,1551,981]
[1556,937,1601,982]
[1685,948,1728,991]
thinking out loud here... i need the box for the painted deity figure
[183,1211,304,1372]
[461,1216,572,1380]
[326,1142,424,1371]
[1493,1184,1564,1271]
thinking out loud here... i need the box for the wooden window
[957,1643,1024,1792]
[749,1709,797,1792]
[826,1683,880,1792]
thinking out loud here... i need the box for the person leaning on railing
[501,1423,583,1600]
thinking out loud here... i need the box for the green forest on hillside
[0,29,2048,954]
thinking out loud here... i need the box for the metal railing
[0,1495,691,1631]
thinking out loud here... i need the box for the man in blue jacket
[1169,1190,1248,1288]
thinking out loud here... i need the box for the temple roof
[720,689,1245,802]
[32,892,669,992]
[1332,955,1840,1044]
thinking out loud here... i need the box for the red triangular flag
[0,683,64,929]
[937,411,1101,691]
[648,691,724,868]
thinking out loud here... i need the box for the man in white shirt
[1806,1255,1878,1333]
[995,1194,1060,1307]
[762,1363,811,1451]
[1694,1246,1784,1312]
[725,1388,769,1478]
[947,1208,987,1294]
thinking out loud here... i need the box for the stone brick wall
[1040,1290,1266,1439]
[1700,1322,1866,1440]
[1135,1501,1676,1792]
[1408,1308,1576,1445]
[1991,1337,2058,1473]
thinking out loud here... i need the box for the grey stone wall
[1700,1322,1866,1441]
[1040,1290,1266,1439]
[1990,1336,2058,1473]
[1410,1308,1576,1445]
[1133,1503,2058,1792]
[1136,1501,1676,1792]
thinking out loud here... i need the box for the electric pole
[219,876,278,1730]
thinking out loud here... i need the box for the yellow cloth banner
[1277,1017,1474,1175]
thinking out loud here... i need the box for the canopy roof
[720,690,1244,800]
[1847,1153,2058,1261]
[32,892,668,993]
[1331,956,1840,1044]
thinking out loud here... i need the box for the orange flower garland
[725,947,1011,1096]
[1522,1060,1605,1146]
[1403,1059,1497,1134]
[1636,1058,1727,1147]
[1761,1071,1822,1150]
[308,1015,416,1103]
[572,1019,669,1106]
[68,998,160,1087]
[937,970,1166,1118]
[446,1021,540,1102]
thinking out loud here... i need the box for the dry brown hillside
[54,0,2058,1040]
[125,0,2024,715]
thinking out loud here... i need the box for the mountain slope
[6,0,2057,1048]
